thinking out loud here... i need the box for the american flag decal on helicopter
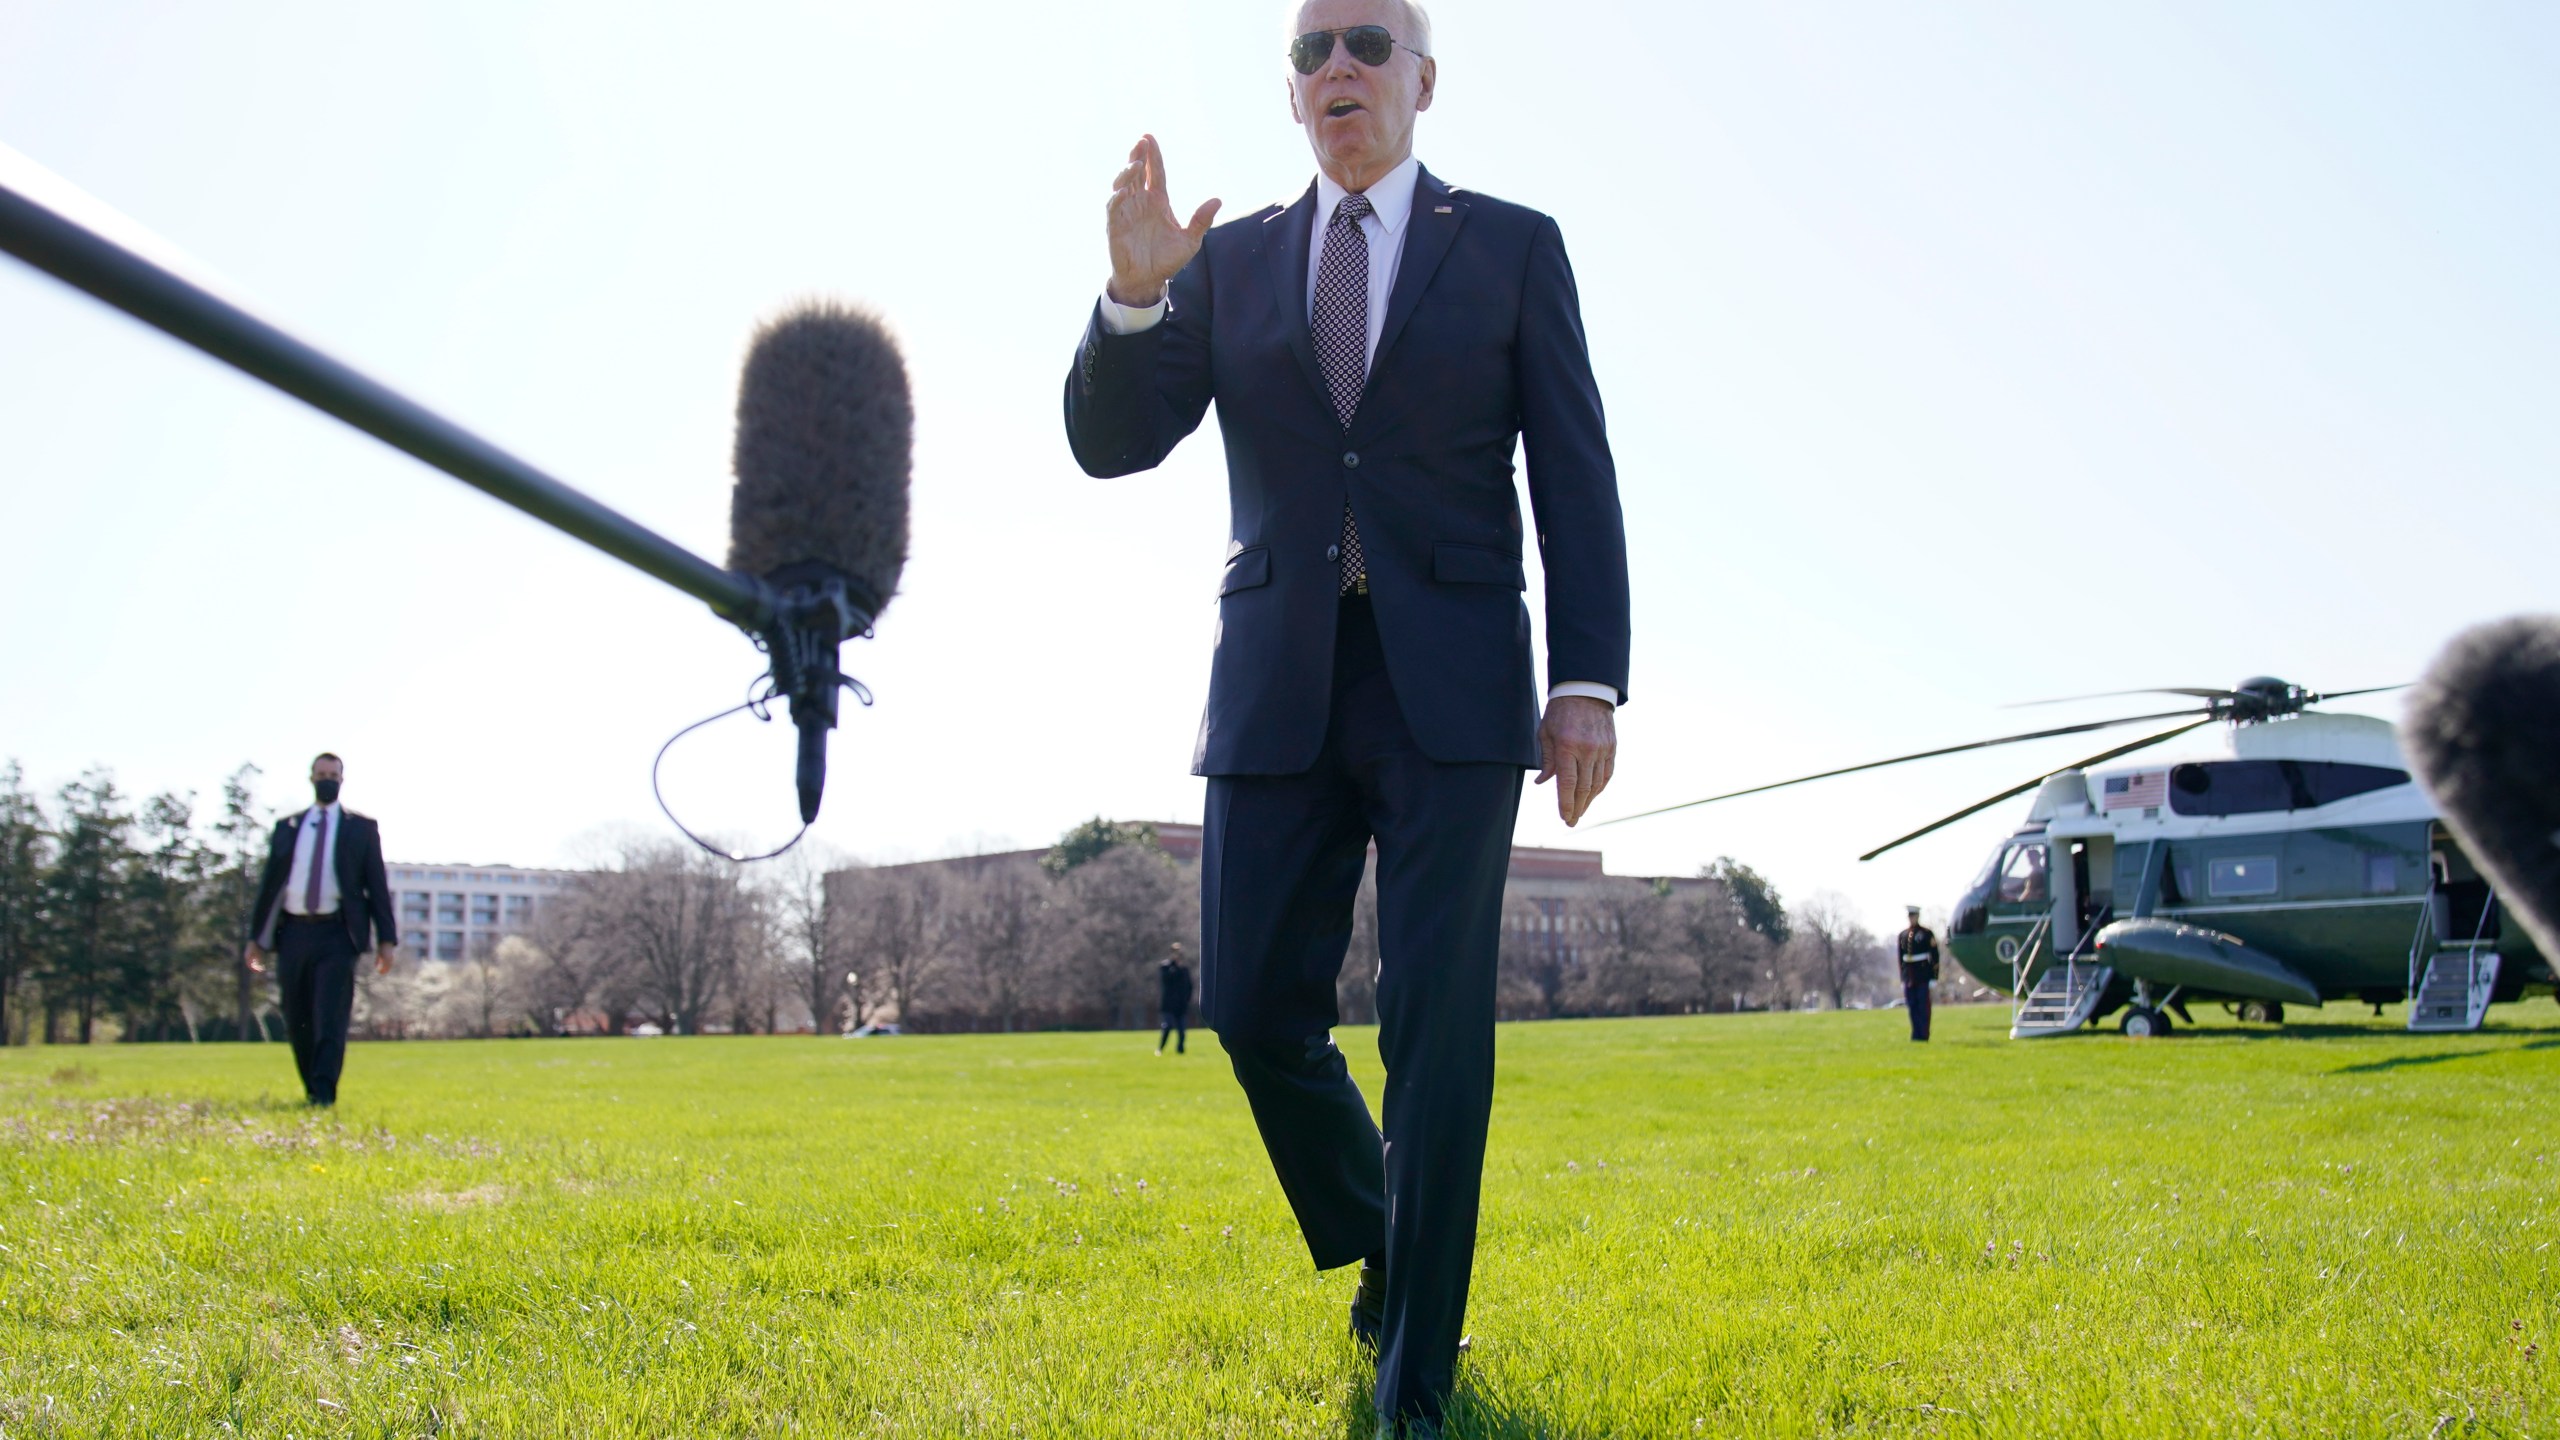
[2103,771,2169,810]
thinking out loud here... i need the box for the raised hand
[1106,134,1221,308]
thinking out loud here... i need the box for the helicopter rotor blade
[1591,707,2210,828]
[1855,719,2217,862]
[2308,684,2410,703]
[2003,687,2238,709]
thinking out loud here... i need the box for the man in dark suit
[244,752,398,1106]
[1157,942,1194,1054]
[1062,2,1628,1430]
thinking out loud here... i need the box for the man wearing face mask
[244,753,398,1107]
[1064,1,1629,1431]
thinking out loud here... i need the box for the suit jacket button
[1343,451,1360,468]
[1326,544,1342,562]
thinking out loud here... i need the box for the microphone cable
[650,668,874,863]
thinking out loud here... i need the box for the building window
[503,895,533,924]
[436,894,465,924]
[471,895,500,925]
[435,930,466,960]
[399,894,430,925]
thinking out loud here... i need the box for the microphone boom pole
[0,149,774,633]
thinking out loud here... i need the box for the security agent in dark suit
[1157,942,1194,1054]
[1062,3,1628,1430]
[244,753,398,1106]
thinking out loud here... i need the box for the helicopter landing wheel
[2236,1000,2285,1026]
[2120,1006,2173,1039]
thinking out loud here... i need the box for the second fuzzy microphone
[726,301,912,824]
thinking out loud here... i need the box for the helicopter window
[1996,842,2050,904]
[2207,856,2281,898]
[2365,854,2399,895]
[2166,761,2409,817]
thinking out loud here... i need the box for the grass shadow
[1333,1361,1581,1440]
[2331,1036,2560,1075]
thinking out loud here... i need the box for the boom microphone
[726,303,913,824]
[2403,616,2560,961]
[0,143,913,845]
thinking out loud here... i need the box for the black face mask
[313,779,341,806]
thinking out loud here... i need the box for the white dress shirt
[1096,158,1615,709]
[281,802,343,915]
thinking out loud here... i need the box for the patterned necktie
[302,808,331,913]
[1312,193,1373,595]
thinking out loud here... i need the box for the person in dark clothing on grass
[244,753,398,1104]
[1897,906,1941,1042]
[1157,943,1194,1054]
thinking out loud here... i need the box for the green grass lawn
[5,1005,2559,1438]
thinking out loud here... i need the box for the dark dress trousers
[1064,168,1629,1427]
[1158,960,1194,1052]
[1897,924,1941,1042]
[247,809,397,1103]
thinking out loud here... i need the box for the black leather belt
[281,911,344,925]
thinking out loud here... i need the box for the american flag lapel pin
[1434,205,1454,214]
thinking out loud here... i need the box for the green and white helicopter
[1608,678,2548,1038]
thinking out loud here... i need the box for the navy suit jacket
[1065,167,1629,776]
[248,808,397,955]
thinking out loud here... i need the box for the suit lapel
[1368,167,1466,395]
[1260,183,1327,409]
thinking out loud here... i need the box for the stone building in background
[386,862,577,963]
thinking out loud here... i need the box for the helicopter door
[2050,837,2113,955]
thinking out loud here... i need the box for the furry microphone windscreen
[726,300,911,621]
[2404,615,2560,962]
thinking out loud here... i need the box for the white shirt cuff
[1096,288,1167,335]
[1548,682,1618,706]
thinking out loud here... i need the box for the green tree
[0,763,48,1045]
[1041,817,1158,877]
[1707,856,1790,947]
[40,770,135,1043]
[121,790,213,1041]
[207,765,270,1040]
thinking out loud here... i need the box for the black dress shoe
[1349,1257,1386,1352]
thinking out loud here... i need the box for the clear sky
[3,1,2554,936]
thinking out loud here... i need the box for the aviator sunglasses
[1289,24,1426,74]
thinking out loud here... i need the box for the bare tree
[1573,877,1694,1015]
[768,845,851,1035]
[1674,877,1769,1013]
[571,841,758,1035]
[839,867,944,1027]
[1785,891,1890,1011]
[944,859,1050,1032]
[1054,846,1187,1029]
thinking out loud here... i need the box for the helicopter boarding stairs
[2010,917,2112,1038]
[2407,884,2500,1034]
